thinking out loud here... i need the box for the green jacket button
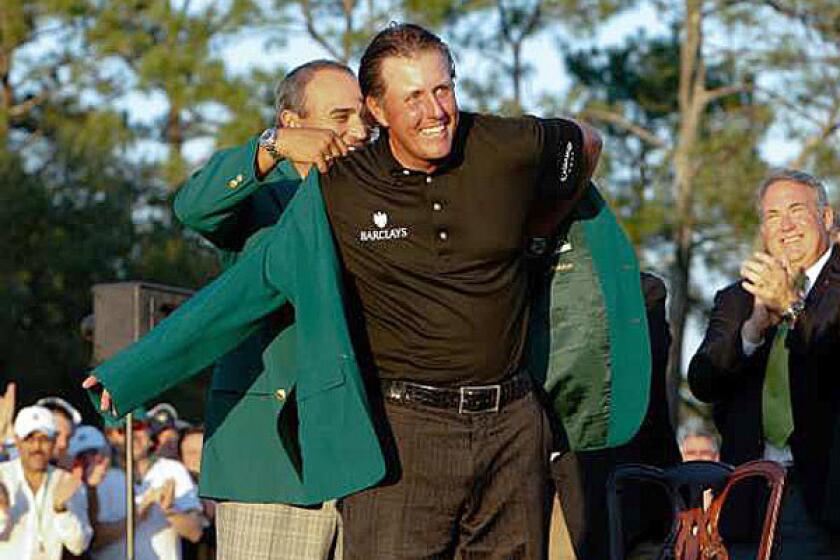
[275,388,286,401]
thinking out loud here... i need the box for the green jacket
[171,138,309,502]
[527,184,651,451]
[91,137,651,506]
[90,150,386,505]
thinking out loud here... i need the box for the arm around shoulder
[173,137,271,245]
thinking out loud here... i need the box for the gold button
[236,174,244,182]
[275,389,286,401]
[227,179,238,189]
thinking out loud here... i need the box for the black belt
[381,371,531,414]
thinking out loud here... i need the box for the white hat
[14,406,57,439]
[36,396,82,426]
[68,425,108,458]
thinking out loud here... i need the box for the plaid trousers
[216,500,342,560]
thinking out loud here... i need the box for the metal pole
[124,285,142,560]
[125,412,135,560]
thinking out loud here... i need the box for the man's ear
[823,205,835,233]
[279,109,302,128]
[365,96,389,128]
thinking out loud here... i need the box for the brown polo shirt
[322,111,583,386]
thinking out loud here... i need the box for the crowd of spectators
[0,383,215,560]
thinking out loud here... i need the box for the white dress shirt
[0,458,92,559]
[740,247,832,464]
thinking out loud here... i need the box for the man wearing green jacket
[92,60,368,560]
[85,24,604,559]
[172,60,367,560]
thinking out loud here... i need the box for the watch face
[259,127,277,148]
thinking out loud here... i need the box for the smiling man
[319,24,600,558]
[83,23,601,560]
[689,169,840,558]
[0,406,92,559]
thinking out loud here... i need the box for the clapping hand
[0,482,9,514]
[83,453,110,487]
[741,252,803,342]
[741,252,801,316]
[158,479,176,514]
[53,468,84,513]
[138,478,177,519]
[0,383,16,442]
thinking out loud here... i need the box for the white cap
[14,406,57,439]
[36,396,82,426]
[68,425,108,458]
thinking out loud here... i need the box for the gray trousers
[216,500,341,560]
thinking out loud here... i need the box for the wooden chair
[607,460,787,560]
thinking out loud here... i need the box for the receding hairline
[274,60,356,120]
[301,68,361,112]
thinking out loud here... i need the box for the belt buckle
[458,384,502,414]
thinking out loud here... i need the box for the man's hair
[677,418,720,452]
[358,22,455,101]
[756,168,830,218]
[274,59,355,121]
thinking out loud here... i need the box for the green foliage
[0,147,132,408]
[563,28,770,280]
[85,0,267,187]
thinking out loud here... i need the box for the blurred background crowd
[0,386,215,560]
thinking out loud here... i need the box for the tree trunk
[666,0,705,425]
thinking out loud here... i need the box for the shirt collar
[803,245,833,295]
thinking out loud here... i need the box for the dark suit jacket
[688,244,840,532]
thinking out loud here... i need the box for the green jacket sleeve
[91,192,306,416]
[173,136,295,249]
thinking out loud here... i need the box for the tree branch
[579,107,667,149]
[791,107,840,169]
[300,0,343,62]
[700,83,751,104]
[9,92,49,119]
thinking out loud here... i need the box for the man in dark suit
[689,169,840,558]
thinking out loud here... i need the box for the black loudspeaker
[91,282,194,365]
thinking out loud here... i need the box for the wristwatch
[781,297,806,324]
[259,127,283,160]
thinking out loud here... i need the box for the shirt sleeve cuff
[741,329,763,357]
